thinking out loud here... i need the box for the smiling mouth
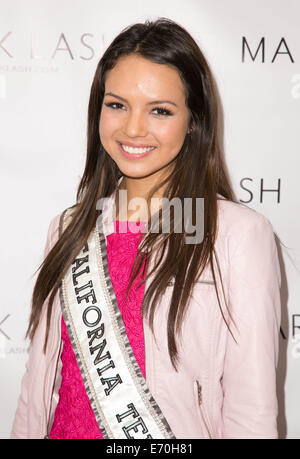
[119,142,156,154]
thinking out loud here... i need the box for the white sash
[59,208,176,439]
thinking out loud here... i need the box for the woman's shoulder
[45,204,78,250]
[216,194,275,243]
[215,195,281,295]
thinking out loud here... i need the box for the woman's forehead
[104,54,187,103]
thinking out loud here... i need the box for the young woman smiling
[11,18,281,439]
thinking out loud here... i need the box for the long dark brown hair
[27,17,238,371]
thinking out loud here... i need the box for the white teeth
[121,144,155,154]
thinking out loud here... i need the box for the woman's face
[99,54,190,181]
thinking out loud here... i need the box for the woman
[11,17,281,439]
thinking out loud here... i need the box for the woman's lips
[119,140,156,148]
[117,141,156,159]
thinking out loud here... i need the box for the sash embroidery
[59,208,176,439]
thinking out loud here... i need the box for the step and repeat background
[0,0,299,439]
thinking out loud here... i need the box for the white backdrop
[0,0,299,439]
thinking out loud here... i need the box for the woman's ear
[187,122,194,134]
[187,115,195,134]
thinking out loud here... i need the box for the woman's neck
[115,175,168,222]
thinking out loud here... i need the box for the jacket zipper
[196,380,212,439]
[167,279,214,286]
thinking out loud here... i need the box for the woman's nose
[123,112,148,137]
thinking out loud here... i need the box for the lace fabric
[50,220,147,439]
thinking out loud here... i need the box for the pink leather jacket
[11,192,282,439]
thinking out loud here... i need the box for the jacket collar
[100,176,124,239]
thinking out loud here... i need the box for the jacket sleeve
[221,213,281,439]
[10,215,60,439]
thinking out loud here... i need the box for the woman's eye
[152,107,173,116]
[104,102,125,110]
[104,102,173,116]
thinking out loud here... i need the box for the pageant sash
[59,208,176,439]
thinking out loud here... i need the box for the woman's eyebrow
[104,92,178,107]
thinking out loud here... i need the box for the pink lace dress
[50,220,147,439]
